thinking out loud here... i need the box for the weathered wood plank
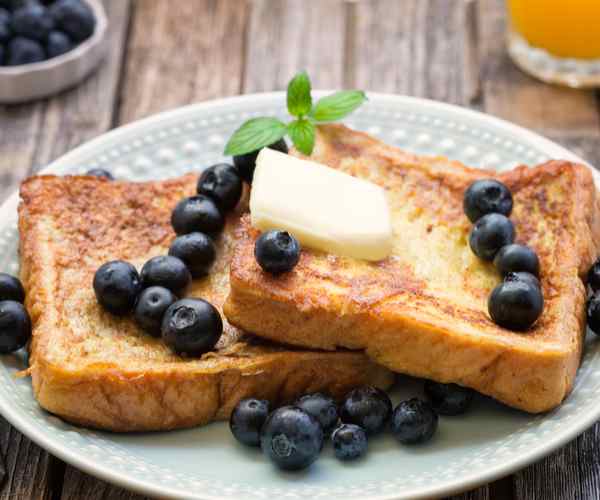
[243,0,346,92]
[350,0,479,105]
[0,1,131,499]
[118,0,249,125]
[61,467,148,500]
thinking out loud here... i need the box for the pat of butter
[250,148,393,261]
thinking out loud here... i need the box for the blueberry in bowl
[0,0,107,104]
[233,138,288,184]
[468,213,515,261]
[161,298,223,357]
[6,36,44,65]
[11,3,55,41]
[424,380,474,416]
[229,398,270,447]
[134,286,177,337]
[339,386,392,435]
[463,179,513,223]
[494,244,540,277]
[93,260,141,316]
[140,255,191,297]
[254,230,300,275]
[260,406,323,471]
[294,393,339,435]
[331,423,368,461]
[197,163,243,212]
[49,0,95,42]
[391,398,438,445]
[488,278,543,331]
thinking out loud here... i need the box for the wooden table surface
[1,0,599,498]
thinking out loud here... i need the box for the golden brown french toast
[224,124,600,413]
[18,173,393,432]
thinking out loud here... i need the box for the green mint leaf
[311,90,367,122]
[224,117,287,156]
[287,71,312,117]
[287,119,316,155]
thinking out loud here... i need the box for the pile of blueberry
[0,273,31,353]
[230,381,474,470]
[91,160,252,357]
[0,0,95,67]
[464,179,544,331]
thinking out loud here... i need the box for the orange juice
[507,0,600,59]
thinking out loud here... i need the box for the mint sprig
[224,71,367,156]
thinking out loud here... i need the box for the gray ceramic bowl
[0,0,107,104]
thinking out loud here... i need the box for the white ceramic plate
[0,92,598,500]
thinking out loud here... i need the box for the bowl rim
[0,0,107,75]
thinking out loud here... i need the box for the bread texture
[224,124,600,413]
[18,173,394,432]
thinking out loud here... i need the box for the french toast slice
[18,173,393,432]
[224,124,600,413]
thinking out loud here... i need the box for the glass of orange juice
[506,0,600,88]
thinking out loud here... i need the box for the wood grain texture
[350,0,479,105]
[61,467,148,500]
[118,0,249,125]
[243,0,346,92]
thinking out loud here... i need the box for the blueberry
[197,163,243,212]
[468,213,515,261]
[0,300,31,353]
[11,3,54,40]
[171,195,224,236]
[294,393,339,435]
[260,406,323,471]
[161,298,223,357]
[134,286,177,337]
[588,257,600,292]
[494,244,540,277]
[229,398,270,447]
[0,273,25,303]
[463,179,513,223]
[49,0,94,42]
[0,43,4,65]
[254,230,300,275]
[140,255,191,297]
[0,8,11,43]
[86,168,114,180]
[587,292,600,335]
[331,423,367,461]
[6,36,45,65]
[233,138,288,184]
[46,29,71,58]
[93,260,141,316]
[0,0,28,11]
[339,386,392,435]
[391,399,438,445]
[168,232,216,278]
[505,271,541,290]
[488,279,543,331]
[424,381,474,416]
